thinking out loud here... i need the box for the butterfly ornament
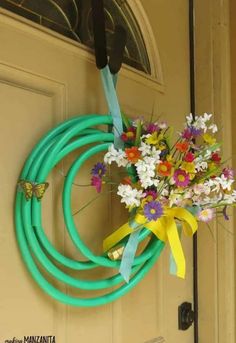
[17,180,49,201]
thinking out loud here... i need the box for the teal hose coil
[15,114,165,307]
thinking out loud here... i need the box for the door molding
[195,0,235,341]
[0,6,164,92]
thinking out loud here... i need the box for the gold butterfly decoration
[17,180,49,201]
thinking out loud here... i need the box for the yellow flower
[203,133,216,145]
[146,132,163,145]
[181,162,196,180]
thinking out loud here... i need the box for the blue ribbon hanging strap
[119,221,143,283]
[100,66,123,149]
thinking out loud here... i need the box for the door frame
[195,0,235,341]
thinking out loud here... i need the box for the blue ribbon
[100,66,123,149]
[119,221,142,283]
[169,224,182,276]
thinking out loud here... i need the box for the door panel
[0,1,193,342]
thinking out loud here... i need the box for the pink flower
[173,169,190,187]
[144,190,157,202]
[182,128,192,140]
[223,167,234,179]
[91,175,102,193]
[146,123,159,134]
[197,208,214,222]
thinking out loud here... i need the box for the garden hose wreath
[15,66,166,307]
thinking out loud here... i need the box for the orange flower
[176,141,189,153]
[125,146,141,164]
[157,161,173,176]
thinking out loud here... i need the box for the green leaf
[165,126,174,148]
[121,112,131,129]
[135,119,142,146]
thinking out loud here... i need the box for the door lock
[178,302,194,330]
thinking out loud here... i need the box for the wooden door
[0,1,193,342]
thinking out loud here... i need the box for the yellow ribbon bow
[103,207,198,278]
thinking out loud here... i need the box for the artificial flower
[145,132,163,145]
[146,122,159,134]
[184,152,195,162]
[181,162,195,175]
[173,169,190,187]
[182,128,192,140]
[203,133,216,145]
[209,123,218,133]
[157,161,173,176]
[125,146,141,164]
[117,184,144,207]
[197,208,214,222]
[138,142,151,156]
[121,127,136,142]
[175,141,189,153]
[159,121,168,129]
[91,175,102,193]
[144,201,163,221]
[223,167,234,179]
[104,144,128,167]
[144,190,158,202]
[91,162,106,177]
[211,152,221,163]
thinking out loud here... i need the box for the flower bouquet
[91,113,236,282]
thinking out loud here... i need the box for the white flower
[135,159,155,176]
[149,147,162,163]
[159,121,167,129]
[194,117,207,132]
[138,142,151,156]
[151,178,161,188]
[117,184,144,207]
[214,175,234,191]
[135,158,156,188]
[202,113,212,122]
[204,150,212,159]
[139,176,154,188]
[161,188,169,197]
[132,118,144,127]
[223,191,236,204]
[204,179,221,193]
[195,160,208,172]
[186,113,194,125]
[104,144,128,167]
[193,183,211,195]
[209,124,218,133]
[169,190,183,207]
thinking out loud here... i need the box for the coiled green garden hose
[15,114,165,306]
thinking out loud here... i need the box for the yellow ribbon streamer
[103,207,198,279]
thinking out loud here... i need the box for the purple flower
[91,162,106,177]
[91,175,102,193]
[146,123,159,134]
[173,169,190,187]
[144,201,163,221]
[190,127,202,137]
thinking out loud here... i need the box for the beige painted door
[0,1,193,342]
